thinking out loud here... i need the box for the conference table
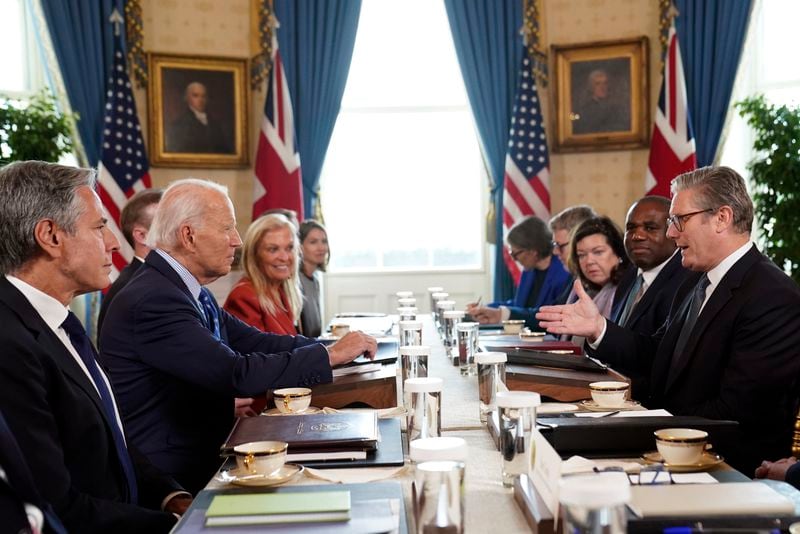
[191,314,784,533]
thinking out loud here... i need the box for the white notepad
[629,482,794,518]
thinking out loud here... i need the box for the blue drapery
[675,0,753,166]
[444,0,522,301]
[274,0,362,218]
[39,0,123,166]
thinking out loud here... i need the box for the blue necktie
[616,274,644,327]
[199,288,221,339]
[61,312,138,504]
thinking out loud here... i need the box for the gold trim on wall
[551,37,649,153]
[147,53,249,168]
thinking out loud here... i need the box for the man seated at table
[99,178,377,494]
[467,216,571,330]
[0,161,189,532]
[536,166,800,474]
[612,195,692,397]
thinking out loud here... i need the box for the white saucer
[216,463,304,487]
[580,399,641,411]
[538,402,579,414]
[263,406,321,416]
[641,451,724,472]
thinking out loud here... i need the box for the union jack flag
[253,33,303,220]
[502,48,551,283]
[645,23,696,197]
[97,36,152,277]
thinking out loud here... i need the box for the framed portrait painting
[147,53,249,167]
[551,37,649,152]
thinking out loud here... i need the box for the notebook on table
[221,412,378,455]
[173,481,408,533]
[482,344,609,373]
[317,338,398,367]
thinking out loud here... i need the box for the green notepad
[205,491,351,527]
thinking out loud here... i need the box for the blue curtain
[39,0,123,166]
[444,0,522,301]
[675,0,753,166]
[273,0,362,218]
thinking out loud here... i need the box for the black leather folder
[485,345,607,373]
[537,416,739,458]
[292,417,404,469]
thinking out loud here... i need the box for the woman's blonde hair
[241,213,302,323]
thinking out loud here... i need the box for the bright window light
[319,0,483,272]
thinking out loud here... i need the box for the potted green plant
[0,89,76,165]
[736,95,800,284]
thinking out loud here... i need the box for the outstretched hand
[754,457,797,481]
[535,280,606,341]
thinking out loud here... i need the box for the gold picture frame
[147,53,249,167]
[551,37,649,152]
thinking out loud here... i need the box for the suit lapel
[0,279,112,430]
[664,246,760,392]
[628,253,681,327]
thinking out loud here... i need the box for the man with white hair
[100,178,376,493]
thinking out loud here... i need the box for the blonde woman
[224,213,303,335]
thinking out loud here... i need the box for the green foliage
[0,89,76,165]
[736,95,800,284]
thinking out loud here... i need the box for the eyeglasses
[666,208,716,232]
[552,241,569,254]
[508,248,525,261]
[592,464,674,485]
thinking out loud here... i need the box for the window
[719,0,800,173]
[0,0,43,97]
[319,0,484,272]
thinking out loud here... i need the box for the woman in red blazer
[224,213,303,335]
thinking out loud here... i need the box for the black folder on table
[484,345,608,373]
[300,417,404,469]
[537,415,739,458]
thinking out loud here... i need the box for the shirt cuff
[162,491,192,512]
[499,306,511,321]
[587,318,607,350]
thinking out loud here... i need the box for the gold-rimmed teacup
[233,440,288,476]
[273,387,312,414]
[330,323,350,337]
[654,428,708,465]
[588,381,629,408]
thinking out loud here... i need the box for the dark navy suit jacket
[0,277,180,533]
[99,251,331,493]
[593,246,800,473]
[98,257,143,338]
[490,255,571,330]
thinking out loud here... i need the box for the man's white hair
[146,178,230,249]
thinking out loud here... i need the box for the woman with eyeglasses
[568,216,632,318]
[466,216,571,329]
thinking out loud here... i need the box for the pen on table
[599,410,620,417]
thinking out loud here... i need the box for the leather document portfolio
[538,416,738,457]
[483,344,609,373]
[221,412,379,455]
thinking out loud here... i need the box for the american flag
[253,34,303,220]
[645,24,696,197]
[502,49,551,283]
[97,37,152,277]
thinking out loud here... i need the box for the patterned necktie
[199,288,221,339]
[60,312,138,504]
[616,274,645,327]
[671,274,711,363]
